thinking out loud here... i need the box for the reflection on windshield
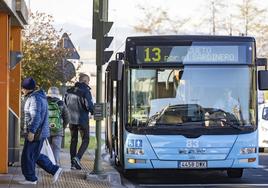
[128,67,255,131]
[136,104,243,130]
[147,104,204,126]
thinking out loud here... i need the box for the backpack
[65,86,90,112]
[48,100,62,133]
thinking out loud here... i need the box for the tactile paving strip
[38,151,111,188]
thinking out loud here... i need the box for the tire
[227,168,243,178]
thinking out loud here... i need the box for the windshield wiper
[203,118,244,130]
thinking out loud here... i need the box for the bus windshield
[127,66,256,134]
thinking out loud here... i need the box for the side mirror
[257,58,267,66]
[116,52,124,60]
[258,70,268,90]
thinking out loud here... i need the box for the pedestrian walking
[47,86,70,165]
[20,77,62,185]
[65,73,94,170]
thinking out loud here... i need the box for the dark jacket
[23,89,50,139]
[64,82,94,126]
[47,96,70,136]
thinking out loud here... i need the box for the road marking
[139,184,268,187]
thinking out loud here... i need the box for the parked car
[258,102,268,148]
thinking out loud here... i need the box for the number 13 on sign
[144,47,161,62]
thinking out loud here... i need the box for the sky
[26,0,268,63]
[26,0,205,55]
[27,0,203,28]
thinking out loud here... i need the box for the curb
[86,170,123,187]
[86,149,123,187]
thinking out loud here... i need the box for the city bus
[105,35,268,178]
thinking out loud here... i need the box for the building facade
[0,0,28,173]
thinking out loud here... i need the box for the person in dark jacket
[65,73,94,170]
[47,86,70,165]
[20,77,62,185]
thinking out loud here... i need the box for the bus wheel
[227,168,243,178]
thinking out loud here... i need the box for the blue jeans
[21,138,59,181]
[48,135,62,165]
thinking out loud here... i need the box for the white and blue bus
[105,35,268,178]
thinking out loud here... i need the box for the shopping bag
[40,139,56,165]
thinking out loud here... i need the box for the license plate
[179,161,207,168]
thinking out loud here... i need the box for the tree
[209,0,229,35]
[134,6,169,34]
[134,5,190,34]
[197,0,230,35]
[200,0,268,57]
[134,1,268,58]
[234,0,268,57]
[235,0,265,36]
[21,12,73,90]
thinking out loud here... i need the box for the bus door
[105,70,113,156]
[105,60,123,165]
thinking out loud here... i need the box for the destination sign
[136,45,240,64]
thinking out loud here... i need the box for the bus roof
[126,35,255,43]
[125,35,255,65]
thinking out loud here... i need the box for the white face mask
[22,88,33,96]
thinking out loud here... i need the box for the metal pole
[93,0,105,174]
[61,80,66,148]
[93,65,103,173]
[94,26,103,173]
[61,37,66,148]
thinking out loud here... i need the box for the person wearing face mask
[20,77,62,185]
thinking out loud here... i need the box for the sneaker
[71,163,76,170]
[52,167,63,183]
[71,157,82,170]
[19,180,37,185]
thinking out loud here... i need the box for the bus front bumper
[125,158,259,169]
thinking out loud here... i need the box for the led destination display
[136,45,242,64]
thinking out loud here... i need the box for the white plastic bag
[40,139,56,165]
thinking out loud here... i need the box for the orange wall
[10,27,22,117]
[0,12,10,173]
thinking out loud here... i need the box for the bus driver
[214,89,240,114]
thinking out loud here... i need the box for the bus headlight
[127,148,144,155]
[240,147,256,154]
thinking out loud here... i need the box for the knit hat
[22,77,36,90]
[47,87,61,98]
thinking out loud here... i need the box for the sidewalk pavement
[0,148,122,188]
